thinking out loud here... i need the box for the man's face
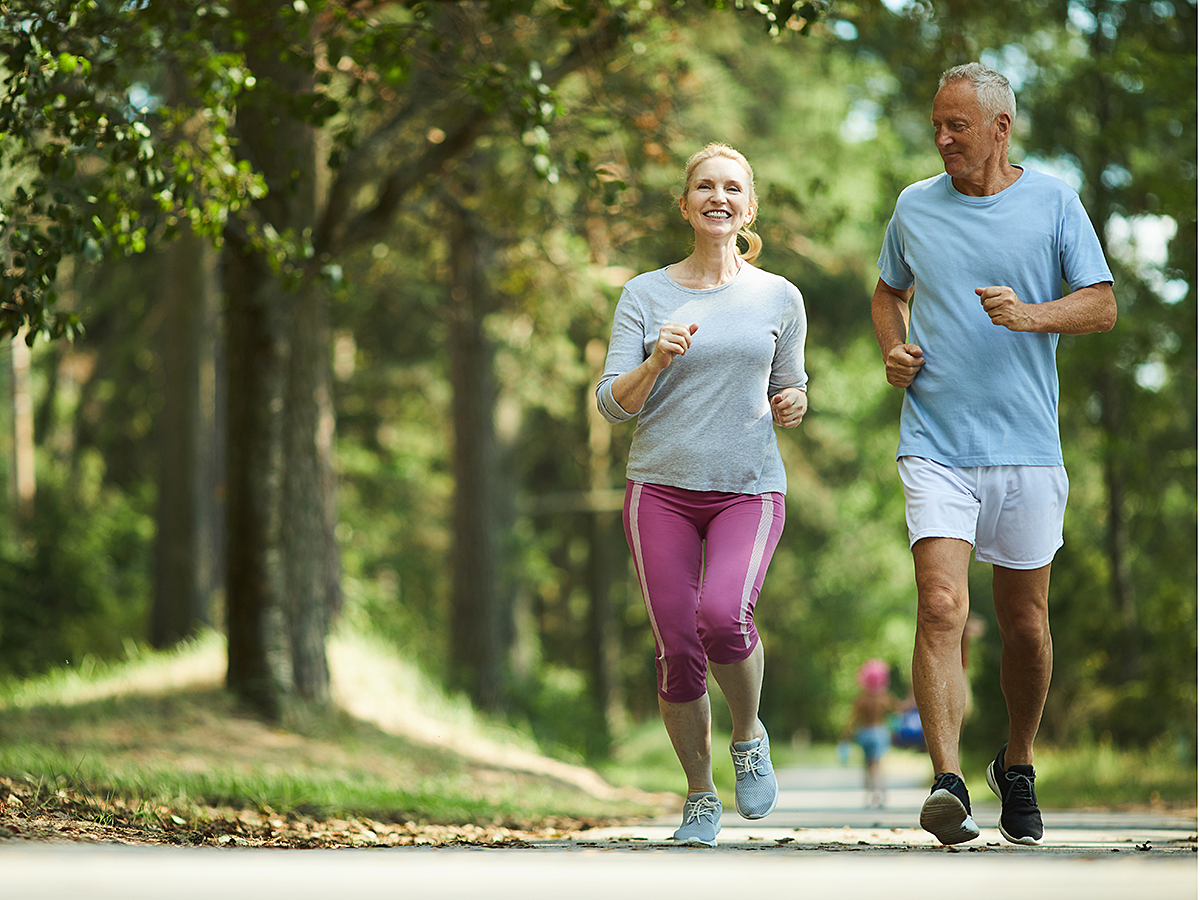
[931,81,1007,185]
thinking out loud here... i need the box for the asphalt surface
[3,753,1195,900]
[580,751,1198,853]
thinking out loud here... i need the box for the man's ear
[995,112,1013,142]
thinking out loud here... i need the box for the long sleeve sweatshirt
[596,264,808,495]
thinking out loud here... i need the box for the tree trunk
[1081,13,1140,682]
[585,339,626,741]
[224,1,334,717]
[151,221,222,648]
[281,274,337,704]
[446,196,506,710]
[224,236,287,719]
[9,332,34,520]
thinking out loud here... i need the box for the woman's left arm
[770,282,809,428]
[771,387,807,428]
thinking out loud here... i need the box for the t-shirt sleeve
[1059,194,1115,291]
[877,209,915,291]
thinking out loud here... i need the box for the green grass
[1019,740,1197,810]
[0,633,665,831]
[0,696,601,824]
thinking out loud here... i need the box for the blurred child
[842,658,901,808]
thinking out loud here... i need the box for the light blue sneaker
[731,723,779,819]
[673,792,721,846]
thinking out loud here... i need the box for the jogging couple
[595,63,1116,847]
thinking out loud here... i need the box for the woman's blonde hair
[681,142,763,264]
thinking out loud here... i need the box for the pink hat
[857,658,890,693]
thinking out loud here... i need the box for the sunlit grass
[1024,739,1197,810]
[0,630,225,711]
[0,632,664,827]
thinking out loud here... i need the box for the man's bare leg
[911,537,973,777]
[912,537,979,844]
[992,563,1053,767]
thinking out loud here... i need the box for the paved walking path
[1,753,1194,900]
[576,751,1198,854]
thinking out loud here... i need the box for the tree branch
[318,11,630,256]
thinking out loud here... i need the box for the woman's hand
[650,321,699,371]
[610,322,698,415]
[771,387,807,428]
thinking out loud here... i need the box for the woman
[596,143,808,846]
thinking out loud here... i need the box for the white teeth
[705,211,730,218]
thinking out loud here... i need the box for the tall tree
[222,0,335,715]
[150,49,224,648]
[1020,0,1197,741]
[443,176,507,709]
[151,218,222,647]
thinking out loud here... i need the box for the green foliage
[0,0,265,339]
[0,448,152,678]
[507,664,612,761]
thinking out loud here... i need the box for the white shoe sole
[920,790,981,845]
[673,835,718,847]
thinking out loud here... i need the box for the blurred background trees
[0,0,1192,762]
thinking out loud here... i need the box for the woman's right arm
[608,322,698,414]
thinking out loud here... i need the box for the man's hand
[885,343,925,388]
[977,285,1033,332]
[871,278,921,389]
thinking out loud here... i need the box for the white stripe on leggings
[737,494,776,650]
[628,483,670,688]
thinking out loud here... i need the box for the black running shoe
[986,743,1045,845]
[919,772,980,845]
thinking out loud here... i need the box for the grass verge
[0,632,668,847]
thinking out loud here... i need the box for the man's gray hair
[939,63,1016,123]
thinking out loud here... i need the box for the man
[871,63,1116,846]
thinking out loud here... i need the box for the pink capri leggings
[623,481,786,704]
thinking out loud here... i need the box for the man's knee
[995,606,1051,653]
[915,579,970,637]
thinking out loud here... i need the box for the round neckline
[946,165,1025,201]
[662,260,748,292]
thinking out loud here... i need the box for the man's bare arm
[871,278,924,388]
[977,282,1117,335]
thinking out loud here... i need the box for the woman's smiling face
[680,155,756,238]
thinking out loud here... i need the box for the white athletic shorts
[898,456,1069,570]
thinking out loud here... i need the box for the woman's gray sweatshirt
[596,264,808,495]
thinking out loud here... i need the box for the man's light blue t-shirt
[877,168,1113,467]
